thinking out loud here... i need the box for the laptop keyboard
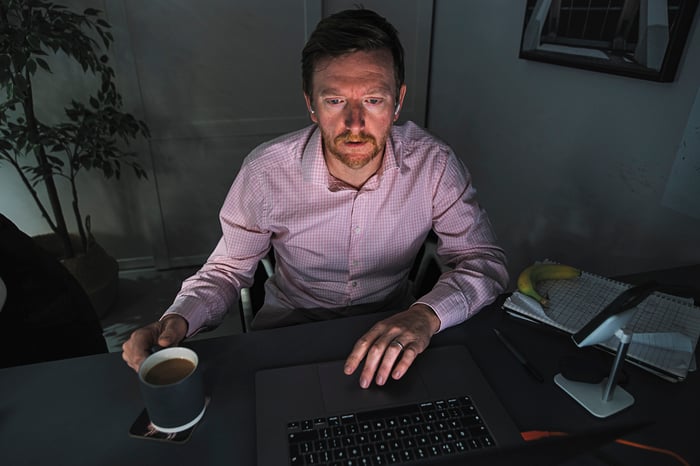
[287,395,496,465]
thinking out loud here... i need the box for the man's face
[305,49,406,171]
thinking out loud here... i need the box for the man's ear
[393,84,407,121]
[304,93,317,123]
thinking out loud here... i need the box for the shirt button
[351,281,358,287]
[354,226,361,234]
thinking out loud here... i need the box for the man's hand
[121,315,188,372]
[344,304,441,389]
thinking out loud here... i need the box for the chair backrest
[410,232,450,298]
[239,255,274,332]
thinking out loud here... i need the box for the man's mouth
[336,134,375,146]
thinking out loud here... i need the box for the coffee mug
[138,347,207,433]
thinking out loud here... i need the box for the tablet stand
[554,282,656,418]
[555,328,634,418]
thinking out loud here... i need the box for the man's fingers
[346,307,439,389]
[344,324,387,375]
[362,337,406,387]
[157,315,188,347]
[121,316,187,372]
[121,325,157,372]
[390,343,420,380]
[358,336,394,387]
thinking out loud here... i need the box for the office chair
[410,231,450,298]
[239,254,275,332]
[237,233,449,333]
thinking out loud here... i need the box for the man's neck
[324,153,384,189]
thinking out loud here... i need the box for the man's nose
[344,102,365,130]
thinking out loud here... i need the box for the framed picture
[519,0,699,82]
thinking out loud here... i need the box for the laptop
[255,345,645,465]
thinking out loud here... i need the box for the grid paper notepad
[503,268,700,382]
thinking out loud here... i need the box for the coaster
[129,396,210,443]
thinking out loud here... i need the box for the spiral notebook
[503,264,700,382]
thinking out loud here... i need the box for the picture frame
[519,0,699,82]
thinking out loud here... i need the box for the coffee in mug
[144,357,196,385]
[138,347,206,433]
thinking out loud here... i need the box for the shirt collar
[301,127,327,186]
[301,126,400,191]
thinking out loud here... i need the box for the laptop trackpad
[317,359,429,414]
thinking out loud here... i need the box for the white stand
[555,329,634,418]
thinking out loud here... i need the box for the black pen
[493,328,544,383]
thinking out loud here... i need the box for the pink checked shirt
[164,122,507,335]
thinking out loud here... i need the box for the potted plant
[0,0,150,316]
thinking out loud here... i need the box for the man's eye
[326,98,344,105]
[365,98,382,105]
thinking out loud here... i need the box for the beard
[324,130,385,169]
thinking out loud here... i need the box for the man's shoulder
[391,121,453,160]
[244,125,317,169]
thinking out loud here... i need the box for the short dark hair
[301,8,405,100]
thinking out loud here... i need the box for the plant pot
[32,233,119,319]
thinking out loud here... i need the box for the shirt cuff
[161,295,213,338]
[414,284,472,331]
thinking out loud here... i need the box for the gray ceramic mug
[138,347,206,433]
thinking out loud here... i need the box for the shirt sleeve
[414,148,508,331]
[162,159,272,336]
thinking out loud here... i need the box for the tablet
[572,281,657,347]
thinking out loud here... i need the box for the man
[123,9,507,389]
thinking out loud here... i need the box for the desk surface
[1,297,698,466]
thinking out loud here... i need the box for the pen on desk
[493,328,544,383]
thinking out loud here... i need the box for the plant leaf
[26,59,37,75]
[36,58,52,73]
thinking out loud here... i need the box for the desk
[0,297,697,465]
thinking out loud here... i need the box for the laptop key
[454,440,467,452]
[385,452,400,464]
[328,438,343,449]
[289,429,318,443]
[356,404,417,422]
[333,448,348,461]
[413,447,428,460]
[315,439,329,451]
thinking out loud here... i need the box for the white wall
[427,0,700,283]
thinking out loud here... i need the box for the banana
[517,263,581,307]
